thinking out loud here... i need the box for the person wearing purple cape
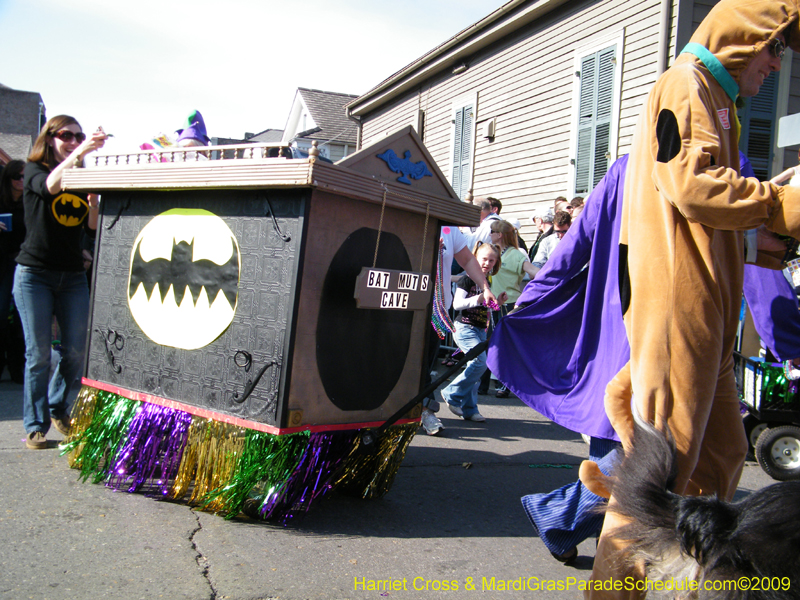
[488,153,800,564]
[488,155,629,563]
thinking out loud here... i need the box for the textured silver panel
[86,189,305,427]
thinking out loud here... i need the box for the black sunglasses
[771,38,786,60]
[10,173,24,181]
[52,130,86,143]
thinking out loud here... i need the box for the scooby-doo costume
[588,1,800,597]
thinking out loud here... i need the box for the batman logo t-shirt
[17,161,95,271]
[51,193,90,227]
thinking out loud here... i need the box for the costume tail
[608,413,739,572]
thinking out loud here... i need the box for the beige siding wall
[781,53,800,169]
[327,143,349,163]
[360,0,663,245]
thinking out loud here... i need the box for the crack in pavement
[190,510,218,600]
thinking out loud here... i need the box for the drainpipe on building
[656,0,672,76]
[347,112,363,151]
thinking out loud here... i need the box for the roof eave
[346,0,571,118]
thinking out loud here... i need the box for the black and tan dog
[580,418,800,599]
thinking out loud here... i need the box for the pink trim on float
[82,377,420,434]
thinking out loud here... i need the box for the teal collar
[680,43,739,102]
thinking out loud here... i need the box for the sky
[0,0,500,154]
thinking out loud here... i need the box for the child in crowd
[441,243,507,422]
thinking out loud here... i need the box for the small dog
[603,418,800,599]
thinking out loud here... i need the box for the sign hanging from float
[353,267,432,310]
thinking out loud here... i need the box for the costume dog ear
[579,460,612,499]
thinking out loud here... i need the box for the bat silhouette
[129,237,239,307]
[52,194,89,226]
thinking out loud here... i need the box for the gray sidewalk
[0,378,773,600]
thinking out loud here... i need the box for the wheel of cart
[755,425,800,480]
[742,413,770,459]
[734,351,800,480]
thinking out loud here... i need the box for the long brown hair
[28,115,82,170]
[490,219,519,250]
[0,159,25,212]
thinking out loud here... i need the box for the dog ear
[579,460,612,499]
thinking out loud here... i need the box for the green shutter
[739,72,778,181]
[575,46,616,194]
[451,103,474,200]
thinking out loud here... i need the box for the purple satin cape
[743,267,800,361]
[740,155,800,362]
[488,152,800,441]
[487,156,629,441]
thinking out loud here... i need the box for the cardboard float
[60,128,478,522]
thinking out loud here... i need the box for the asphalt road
[0,376,775,600]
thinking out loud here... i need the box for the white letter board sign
[353,267,432,310]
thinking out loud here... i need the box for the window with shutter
[450,101,475,200]
[739,72,778,181]
[574,46,616,195]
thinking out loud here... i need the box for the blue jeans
[13,266,89,434]
[442,321,486,418]
[521,438,621,555]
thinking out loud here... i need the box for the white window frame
[773,49,793,175]
[567,31,624,197]
[448,93,478,200]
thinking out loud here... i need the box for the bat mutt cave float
[60,128,478,522]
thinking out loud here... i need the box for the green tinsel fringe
[61,386,418,521]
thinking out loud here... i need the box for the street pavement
[0,374,774,600]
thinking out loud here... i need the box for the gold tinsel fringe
[335,422,417,498]
[170,418,247,508]
[64,386,102,468]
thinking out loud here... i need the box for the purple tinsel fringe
[107,403,192,495]
[260,431,358,522]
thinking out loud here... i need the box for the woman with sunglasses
[484,219,538,397]
[16,115,107,449]
[0,160,27,383]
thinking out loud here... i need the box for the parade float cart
[735,352,800,481]
[61,127,478,521]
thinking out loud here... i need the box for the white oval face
[127,209,240,350]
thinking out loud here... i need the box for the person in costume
[16,115,107,449]
[440,242,506,423]
[589,2,800,596]
[176,110,210,147]
[488,155,630,564]
[491,152,800,568]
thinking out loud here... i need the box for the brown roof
[297,88,358,146]
[0,132,32,161]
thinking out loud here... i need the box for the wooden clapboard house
[346,0,800,245]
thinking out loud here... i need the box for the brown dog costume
[587,1,800,597]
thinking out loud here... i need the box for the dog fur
[606,417,800,599]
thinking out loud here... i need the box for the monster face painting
[127,209,241,350]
